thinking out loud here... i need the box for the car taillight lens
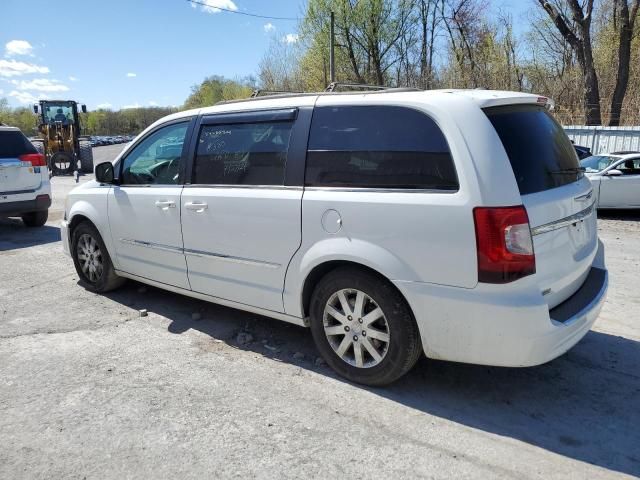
[473,206,535,284]
[19,153,47,167]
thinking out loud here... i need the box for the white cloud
[126,72,137,77]
[148,100,158,106]
[283,33,299,44]
[11,78,69,92]
[122,102,141,109]
[96,102,112,109]
[5,40,34,57]
[0,59,49,77]
[68,76,78,81]
[0,89,3,95]
[192,0,237,14]
[8,90,45,104]
[264,23,275,32]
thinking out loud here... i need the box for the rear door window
[484,105,582,195]
[0,130,37,158]
[193,121,293,185]
[305,106,458,190]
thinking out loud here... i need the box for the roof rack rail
[611,150,640,155]
[325,82,387,92]
[250,89,304,98]
[324,82,422,93]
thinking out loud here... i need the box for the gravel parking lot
[1,145,639,479]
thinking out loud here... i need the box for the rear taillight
[19,153,46,167]
[473,206,535,284]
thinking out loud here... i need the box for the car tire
[79,141,94,173]
[71,222,125,293]
[309,267,422,386]
[21,210,48,227]
[50,151,74,176]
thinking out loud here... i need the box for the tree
[609,0,640,126]
[183,75,254,109]
[537,0,602,125]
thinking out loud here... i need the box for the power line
[186,0,300,21]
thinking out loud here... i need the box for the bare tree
[537,0,602,125]
[609,0,640,126]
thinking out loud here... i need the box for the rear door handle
[184,201,208,212]
[155,200,176,210]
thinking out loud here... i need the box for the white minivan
[61,89,608,385]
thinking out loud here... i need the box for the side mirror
[95,162,115,184]
[606,169,623,177]
[33,104,38,114]
[81,104,87,113]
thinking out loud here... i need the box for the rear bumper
[395,240,608,367]
[0,196,51,217]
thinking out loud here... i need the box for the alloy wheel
[77,233,104,283]
[323,288,390,368]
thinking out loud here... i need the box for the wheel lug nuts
[347,315,353,321]
[358,318,363,323]
[344,326,350,332]
[353,335,358,341]
[362,331,366,336]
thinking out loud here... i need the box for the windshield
[580,155,619,173]
[43,104,75,124]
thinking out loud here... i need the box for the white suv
[61,89,608,385]
[0,126,51,226]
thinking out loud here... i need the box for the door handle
[155,200,176,210]
[184,201,208,212]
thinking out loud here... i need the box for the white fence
[564,125,640,154]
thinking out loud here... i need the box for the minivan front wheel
[309,267,422,386]
[71,222,124,292]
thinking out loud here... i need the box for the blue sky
[1,0,532,111]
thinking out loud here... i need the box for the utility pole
[329,11,335,83]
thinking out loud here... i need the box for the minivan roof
[150,89,550,135]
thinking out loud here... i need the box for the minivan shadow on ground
[103,280,640,478]
[0,219,60,251]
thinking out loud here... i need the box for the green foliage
[183,75,255,109]
[0,103,38,136]
[0,98,177,136]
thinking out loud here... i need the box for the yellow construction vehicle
[32,100,93,175]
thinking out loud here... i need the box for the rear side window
[484,105,582,195]
[193,122,293,185]
[305,106,458,190]
[0,130,37,158]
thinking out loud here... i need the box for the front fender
[67,189,116,268]
[283,237,419,317]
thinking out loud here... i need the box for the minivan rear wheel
[309,267,422,386]
[71,222,125,292]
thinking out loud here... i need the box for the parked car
[0,126,51,226]
[61,90,608,385]
[581,151,640,208]
[573,144,592,159]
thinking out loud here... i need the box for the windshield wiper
[549,167,586,175]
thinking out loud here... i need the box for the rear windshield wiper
[548,167,586,175]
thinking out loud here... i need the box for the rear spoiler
[450,91,555,110]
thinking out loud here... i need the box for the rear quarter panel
[283,94,517,317]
